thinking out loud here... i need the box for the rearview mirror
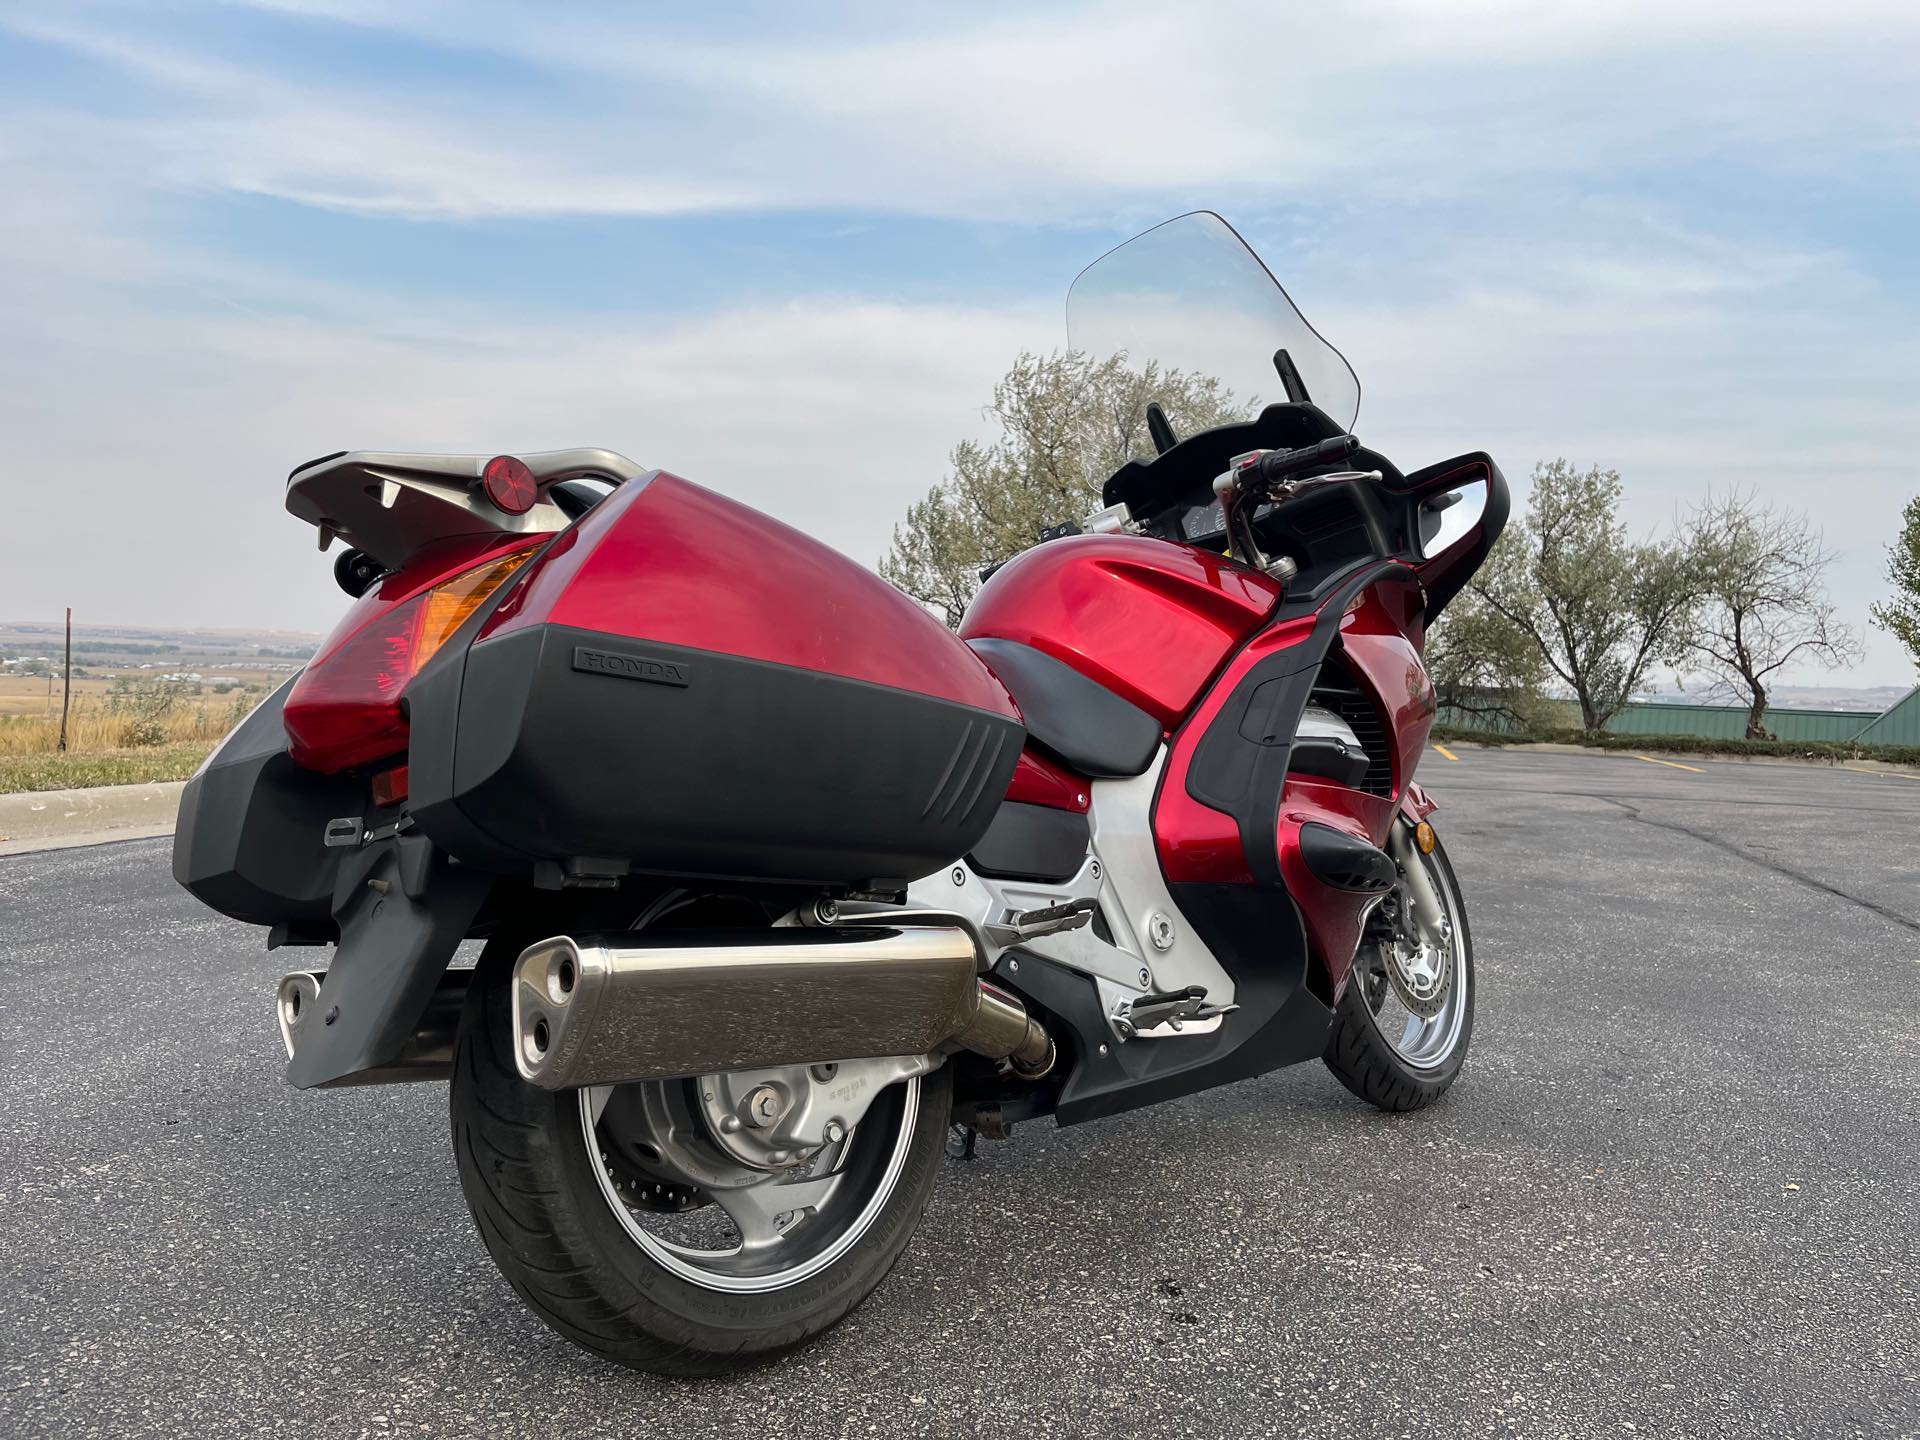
[1418,482,1487,559]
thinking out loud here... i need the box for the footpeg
[1112,986,1237,1039]
[984,897,1098,947]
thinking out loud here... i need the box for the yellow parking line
[1632,753,1703,773]
[1433,744,1459,761]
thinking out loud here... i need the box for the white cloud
[8,1,1916,221]
[0,215,1048,634]
[1343,265,1920,685]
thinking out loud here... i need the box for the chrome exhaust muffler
[511,925,1053,1090]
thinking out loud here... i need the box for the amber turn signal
[1415,820,1437,854]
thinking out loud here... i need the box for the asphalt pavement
[2,748,1915,1438]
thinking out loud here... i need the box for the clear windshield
[1066,211,1361,433]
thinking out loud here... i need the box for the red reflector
[482,455,538,515]
[371,764,409,808]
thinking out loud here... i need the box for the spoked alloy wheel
[450,937,952,1376]
[1357,841,1469,1069]
[578,1062,924,1293]
[1324,825,1474,1110]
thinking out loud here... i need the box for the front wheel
[1323,824,1474,1111]
[450,938,953,1375]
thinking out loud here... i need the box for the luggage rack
[285,448,651,570]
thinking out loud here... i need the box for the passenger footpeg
[984,897,1098,947]
[1112,985,1236,1039]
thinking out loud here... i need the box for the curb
[0,781,185,856]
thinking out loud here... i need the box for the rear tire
[449,936,953,1375]
[1323,831,1474,1112]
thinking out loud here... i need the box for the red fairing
[1336,575,1435,798]
[960,535,1281,728]
[1005,748,1091,812]
[1277,776,1394,998]
[1153,614,1317,886]
[484,473,1017,719]
[1153,569,1434,995]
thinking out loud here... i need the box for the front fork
[1387,819,1448,948]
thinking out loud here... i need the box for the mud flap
[284,832,490,1089]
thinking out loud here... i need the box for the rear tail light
[284,544,537,774]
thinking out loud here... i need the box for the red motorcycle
[174,212,1507,1374]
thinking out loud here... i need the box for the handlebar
[1244,434,1359,486]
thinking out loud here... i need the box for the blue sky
[1,1,1916,684]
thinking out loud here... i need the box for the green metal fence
[1601,702,1868,742]
[1438,686,1920,742]
[1854,687,1920,746]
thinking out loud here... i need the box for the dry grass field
[0,626,313,790]
[0,677,265,791]
[0,684,253,752]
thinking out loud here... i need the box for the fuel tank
[406,472,1024,886]
[960,535,1282,728]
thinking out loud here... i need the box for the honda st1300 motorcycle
[174,211,1507,1375]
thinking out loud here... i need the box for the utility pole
[58,607,72,753]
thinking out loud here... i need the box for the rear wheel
[1323,826,1474,1111]
[450,936,953,1375]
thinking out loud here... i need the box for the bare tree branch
[1685,489,1860,736]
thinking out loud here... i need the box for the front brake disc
[1384,936,1451,1019]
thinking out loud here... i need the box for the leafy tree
[1471,459,1701,734]
[1425,547,1552,729]
[881,351,1246,624]
[1869,496,1920,676]
[1685,491,1859,738]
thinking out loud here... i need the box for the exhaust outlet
[512,926,1053,1090]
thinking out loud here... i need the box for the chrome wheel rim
[578,1072,919,1294]
[1359,843,1469,1071]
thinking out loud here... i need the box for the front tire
[450,937,953,1375]
[1323,828,1474,1112]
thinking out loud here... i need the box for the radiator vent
[1306,658,1394,798]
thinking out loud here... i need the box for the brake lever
[1212,444,1377,575]
[1271,468,1384,499]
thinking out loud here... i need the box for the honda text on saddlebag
[174,212,1507,1374]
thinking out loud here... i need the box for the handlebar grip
[1257,434,1358,482]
